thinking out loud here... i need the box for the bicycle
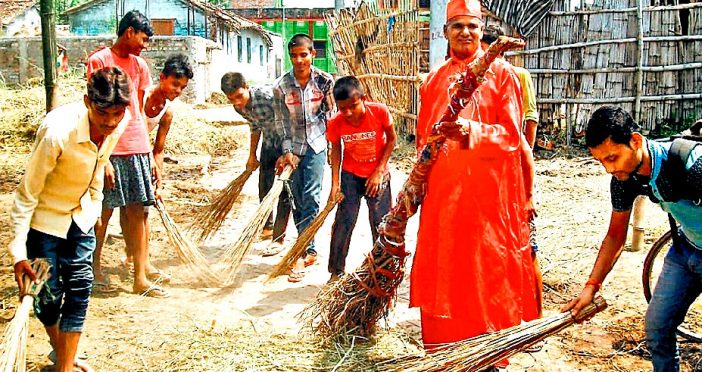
[642,230,702,342]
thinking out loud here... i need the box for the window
[151,19,176,35]
[313,40,326,59]
[418,0,429,8]
[259,45,264,66]
[237,36,243,63]
[247,38,252,64]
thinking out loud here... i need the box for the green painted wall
[261,19,337,74]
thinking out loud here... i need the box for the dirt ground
[1,114,701,371]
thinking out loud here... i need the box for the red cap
[446,0,482,22]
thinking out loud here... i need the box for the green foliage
[206,0,229,6]
[649,111,701,140]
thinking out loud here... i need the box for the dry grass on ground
[120,321,421,371]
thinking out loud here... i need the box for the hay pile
[0,74,243,158]
[159,101,245,157]
[0,74,85,151]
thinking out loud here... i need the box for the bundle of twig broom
[154,199,219,285]
[189,168,255,242]
[0,259,51,372]
[268,193,343,281]
[222,165,296,285]
[153,162,298,286]
[300,36,527,339]
[378,297,608,371]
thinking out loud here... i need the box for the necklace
[148,90,165,113]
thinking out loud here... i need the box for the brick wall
[0,35,282,103]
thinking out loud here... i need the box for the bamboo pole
[538,93,702,104]
[387,106,418,120]
[566,104,572,147]
[529,62,702,74]
[510,35,702,55]
[356,74,421,82]
[362,42,418,53]
[634,0,645,125]
[628,196,647,252]
[548,2,702,16]
[39,0,58,112]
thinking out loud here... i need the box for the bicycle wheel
[642,230,702,342]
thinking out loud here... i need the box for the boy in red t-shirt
[326,76,397,282]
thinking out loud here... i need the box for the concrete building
[1,0,40,37]
[63,0,283,87]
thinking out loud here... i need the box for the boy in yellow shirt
[9,67,130,372]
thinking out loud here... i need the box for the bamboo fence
[495,0,702,142]
[326,2,429,137]
[330,0,701,142]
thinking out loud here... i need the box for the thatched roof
[64,0,272,44]
[0,0,36,26]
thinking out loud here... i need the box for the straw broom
[379,297,608,372]
[154,199,219,285]
[221,164,296,285]
[267,192,343,282]
[189,168,255,242]
[0,259,51,372]
[300,36,527,339]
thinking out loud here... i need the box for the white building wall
[208,29,282,94]
[3,6,41,37]
[429,0,448,70]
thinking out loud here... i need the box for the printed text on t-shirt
[342,131,377,163]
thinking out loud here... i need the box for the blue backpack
[658,135,702,244]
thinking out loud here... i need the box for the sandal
[287,271,305,283]
[134,285,170,298]
[48,350,94,372]
[261,242,284,257]
[146,270,172,283]
[92,276,118,293]
[260,228,273,241]
[303,254,317,267]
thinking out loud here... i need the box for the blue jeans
[329,171,392,274]
[645,237,702,372]
[259,141,291,240]
[27,221,95,332]
[290,147,326,254]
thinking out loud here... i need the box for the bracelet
[585,279,601,292]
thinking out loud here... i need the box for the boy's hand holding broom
[13,261,38,293]
[276,152,300,173]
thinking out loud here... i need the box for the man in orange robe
[409,0,539,351]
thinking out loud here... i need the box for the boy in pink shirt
[325,76,397,282]
[87,10,168,297]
